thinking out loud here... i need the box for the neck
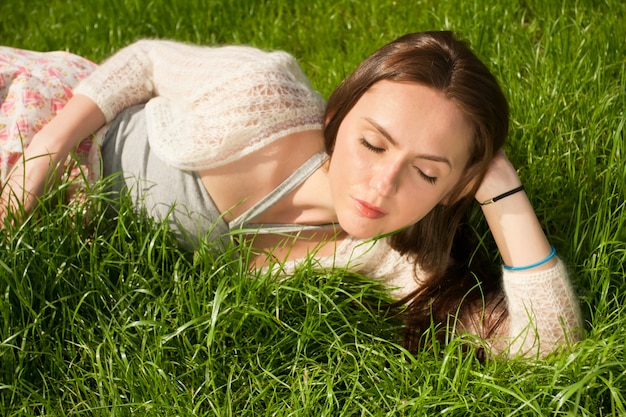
[265,158,337,226]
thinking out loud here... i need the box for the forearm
[30,94,105,154]
[475,151,555,271]
[1,94,105,218]
[500,259,583,357]
[480,191,555,271]
[473,152,581,357]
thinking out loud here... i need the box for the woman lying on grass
[0,31,581,358]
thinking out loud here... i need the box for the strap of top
[228,150,337,234]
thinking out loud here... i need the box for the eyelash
[360,138,384,154]
[360,138,438,185]
[419,172,438,185]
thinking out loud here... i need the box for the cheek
[397,189,433,220]
[326,157,346,198]
[397,182,455,220]
[328,139,357,180]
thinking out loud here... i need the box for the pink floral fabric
[0,46,98,187]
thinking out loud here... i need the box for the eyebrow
[364,117,452,167]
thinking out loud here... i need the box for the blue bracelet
[502,245,556,271]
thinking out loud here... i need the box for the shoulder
[144,42,325,170]
[211,45,314,90]
[154,39,303,71]
[108,38,304,78]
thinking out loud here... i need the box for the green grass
[1,0,625,415]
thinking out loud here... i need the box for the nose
[371,163,401,196]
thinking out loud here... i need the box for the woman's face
[328,80,473,239]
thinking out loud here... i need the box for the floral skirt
[0,46,99,191]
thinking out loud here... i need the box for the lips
[352,198,387,220]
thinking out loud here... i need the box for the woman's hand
[1,139,62,224]
[474,150,522,205]
[1,95,105,225]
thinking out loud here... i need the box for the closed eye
[417,169,438,185]
[360,138,384,154]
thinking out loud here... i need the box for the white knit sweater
[74,40,582,357]
[75,39,326,170]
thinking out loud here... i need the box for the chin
[338,219,385,240]
[347,230,379,240]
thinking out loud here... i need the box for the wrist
[479,185,525,206]
[474,177,523,203]
[479,188,531,217]
[503,245,556,271]
[480,191,554,271]
[474,151,522,203]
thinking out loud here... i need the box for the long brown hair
[324,31,510,351]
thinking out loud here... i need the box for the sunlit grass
[1,0,625,415]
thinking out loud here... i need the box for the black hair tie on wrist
[480,185,525,206]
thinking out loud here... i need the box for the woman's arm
[1,39,217,220]
[474,151,582,357]
[73,39,265,124]
[1,95,105,221]
[475,150,555,270]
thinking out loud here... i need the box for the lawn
[1,0,625,415]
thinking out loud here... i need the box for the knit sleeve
[282,238,582,358]
[73,39,259,122]
[353,242,582,357]
[74,39,326,170]
[332,239,582,358]
[464,258,583,358]
[73,39,165,122]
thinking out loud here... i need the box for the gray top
[102,104,335,251]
